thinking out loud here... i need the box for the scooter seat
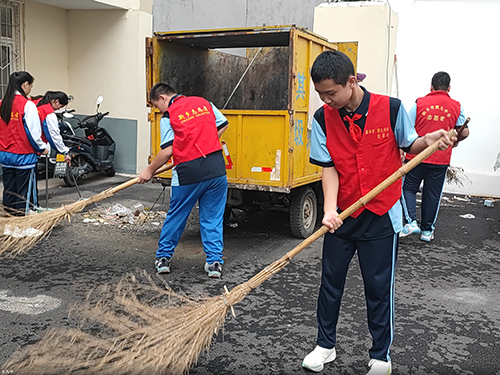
[80,137,93,146]
[65,134,93,146]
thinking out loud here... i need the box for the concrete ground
[0,172,499,374]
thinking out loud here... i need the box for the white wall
[387,0,500,197]
[314,2,398,96]
[67,7,152,172]
[25,1,70,94]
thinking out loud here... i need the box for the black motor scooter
[54,96,116,187]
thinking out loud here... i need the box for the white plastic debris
[454,196,470,202]
[459,214,475,219]
[493,152,500,172]
[131,202,145,213]
[484,199,494,207]
[3,225,43,238]
[83,218,97,223]
[106,204,131,216]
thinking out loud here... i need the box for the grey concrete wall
[153,0,326,32]
[70,116,138,175]
[98,117,138,175]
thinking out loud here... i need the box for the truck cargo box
[146,26,358,237]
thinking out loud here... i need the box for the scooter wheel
[63,155,86,187]
[104,165,115,177]
[63,167,77,187]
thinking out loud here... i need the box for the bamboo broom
[2,130,457,374]
[0,164,174,258]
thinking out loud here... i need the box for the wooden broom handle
[284,128,459,260]
[105,163,174,195]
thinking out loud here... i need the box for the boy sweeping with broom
[303,51,455,374]
[138,83,229,278]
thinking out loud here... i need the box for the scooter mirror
[96,96,103,112]
[68,95,74,102]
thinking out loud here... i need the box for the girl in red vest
[0,71,48,215]
[36,91,71,162]
[27,91,72,208]
[302,51,455,375]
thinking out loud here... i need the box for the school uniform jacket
[0,94,47,168]
[0,95,37,155]
[37,103,69,154]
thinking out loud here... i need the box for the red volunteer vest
[0,95,36,154]
[406,91,460,165]
[324,93,401,218]
[167,96,222,165]
[37,103,54,143]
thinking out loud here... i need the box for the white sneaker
[366,359,392,375]
[302,345,336,372]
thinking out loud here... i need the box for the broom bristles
[1,246,298,373]
[2,271,238,374]
[0,190,114,258]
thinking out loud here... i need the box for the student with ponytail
[37,91,71,164]
[0,71,48,215]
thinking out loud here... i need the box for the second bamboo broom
[2,129,458,374]
[0,163,174,258]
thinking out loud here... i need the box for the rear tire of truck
[290,186,317,238]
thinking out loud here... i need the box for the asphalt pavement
[0,172,499,375]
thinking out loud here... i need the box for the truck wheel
[290,187,317,238]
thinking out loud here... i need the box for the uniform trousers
[317,232,398,362]
[157,175,227,264]
[2,167,36,215]
[402,163,448,231]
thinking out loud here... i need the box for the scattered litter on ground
[484,199,495,207]
[131,202,145,216]
[78,202,167,229]
[454,196,470,202]
[459,214,475,219]
[3,225,43,238]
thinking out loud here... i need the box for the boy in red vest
[302,51,455,374]
[137,83,228,278]
[401,72,469,241]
